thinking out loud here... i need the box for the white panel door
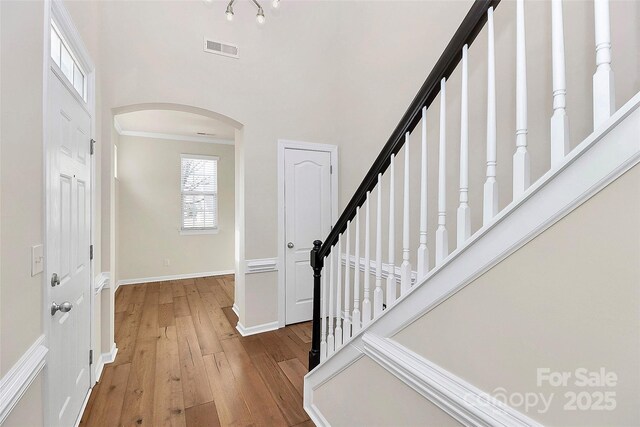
[284,148,332,324]
[47,69,92,427]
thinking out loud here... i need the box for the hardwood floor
[80,276,313,427]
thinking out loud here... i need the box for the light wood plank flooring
[80,275,314,427]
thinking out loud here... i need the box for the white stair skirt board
[362,333,541,427]
[116,269,235,288]
[236,321,280,337]
[94,343,119,383]
[305,92,640,412]
[0,335,48,424]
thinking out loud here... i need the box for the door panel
[284,149,332,324]
[47,69,92,427]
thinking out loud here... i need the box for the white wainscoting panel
[245,258,278,274]
[362,333,541,427]
[94,272,110,294]
[0,335,48,424]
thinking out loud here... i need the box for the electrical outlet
[32,245,44,276]
[164,259,170,267]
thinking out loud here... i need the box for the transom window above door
[181,154,219,233]
[50,20,86,101]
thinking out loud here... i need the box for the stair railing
[309,0,618,371]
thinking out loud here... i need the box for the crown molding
[114,127,234,146]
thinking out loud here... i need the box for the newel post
[309,240,323,371]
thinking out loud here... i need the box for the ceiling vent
[203,38,239,59]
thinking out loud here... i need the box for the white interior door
[284,148,332,324]
[46,68,92,427]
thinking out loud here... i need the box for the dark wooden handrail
[309,0,501,371]
[317,0,500,261]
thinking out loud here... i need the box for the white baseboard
[236,320,279,337]
[94,343,118,382]
[117,269,234,288]
[232,303,240,317]
[0,335,48,425]
[75,386,93,427]
[362,333,541,427]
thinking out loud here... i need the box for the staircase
[304,0,640,425]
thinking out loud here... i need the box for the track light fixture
[224,0,278,24]
[256,6,265,24]
[225,2,234,21]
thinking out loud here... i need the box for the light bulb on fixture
[256,7,265,24]
[272,0,280,9]
[225,4,234,21]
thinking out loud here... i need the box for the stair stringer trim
[304,92,640,425]
[362,333,542,427]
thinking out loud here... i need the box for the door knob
[51,301,73,316]
[51,273,60,287]
[287,242,294,249]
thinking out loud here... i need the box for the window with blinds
[181,155,219,231]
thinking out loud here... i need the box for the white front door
[284,148,332,324]
[46,68,92,427]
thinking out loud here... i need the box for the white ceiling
[114,109,236,142]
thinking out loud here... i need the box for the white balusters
[483,6,499,226]
[343,221,351,342]
[374,174,384,316]
[593,0,615,128]
[436,79,449,265]
[352,208,361,333]
[327,248,335,355]
[400,133,412,294]
[513,0,530,199]
[362,194,372,325]
[417,107,430,278]
[386,154,397,306]
[335,238,343,349]
[320,266,327,361]
[457,45,471,248]
[550,0,570,167]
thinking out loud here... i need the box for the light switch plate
[32,244,44,276]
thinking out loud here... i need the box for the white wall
[90,0,640,329]
[95,0,344,327]
[313,164,640,426]
[0,1,107,425]
[393,165,640,426]
[314,356,463,427]
[116,135,235,281]
[0,0,45,375]
[335,0,640,275]
[0,1,637,424]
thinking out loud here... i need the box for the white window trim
[50,18,87,104]
[179,228,220,236]
[180,154,220,234]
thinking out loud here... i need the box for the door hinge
[90,245,94,260]
[89,349,93,365]
[330,165,333,174]
[90,139,96,155]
